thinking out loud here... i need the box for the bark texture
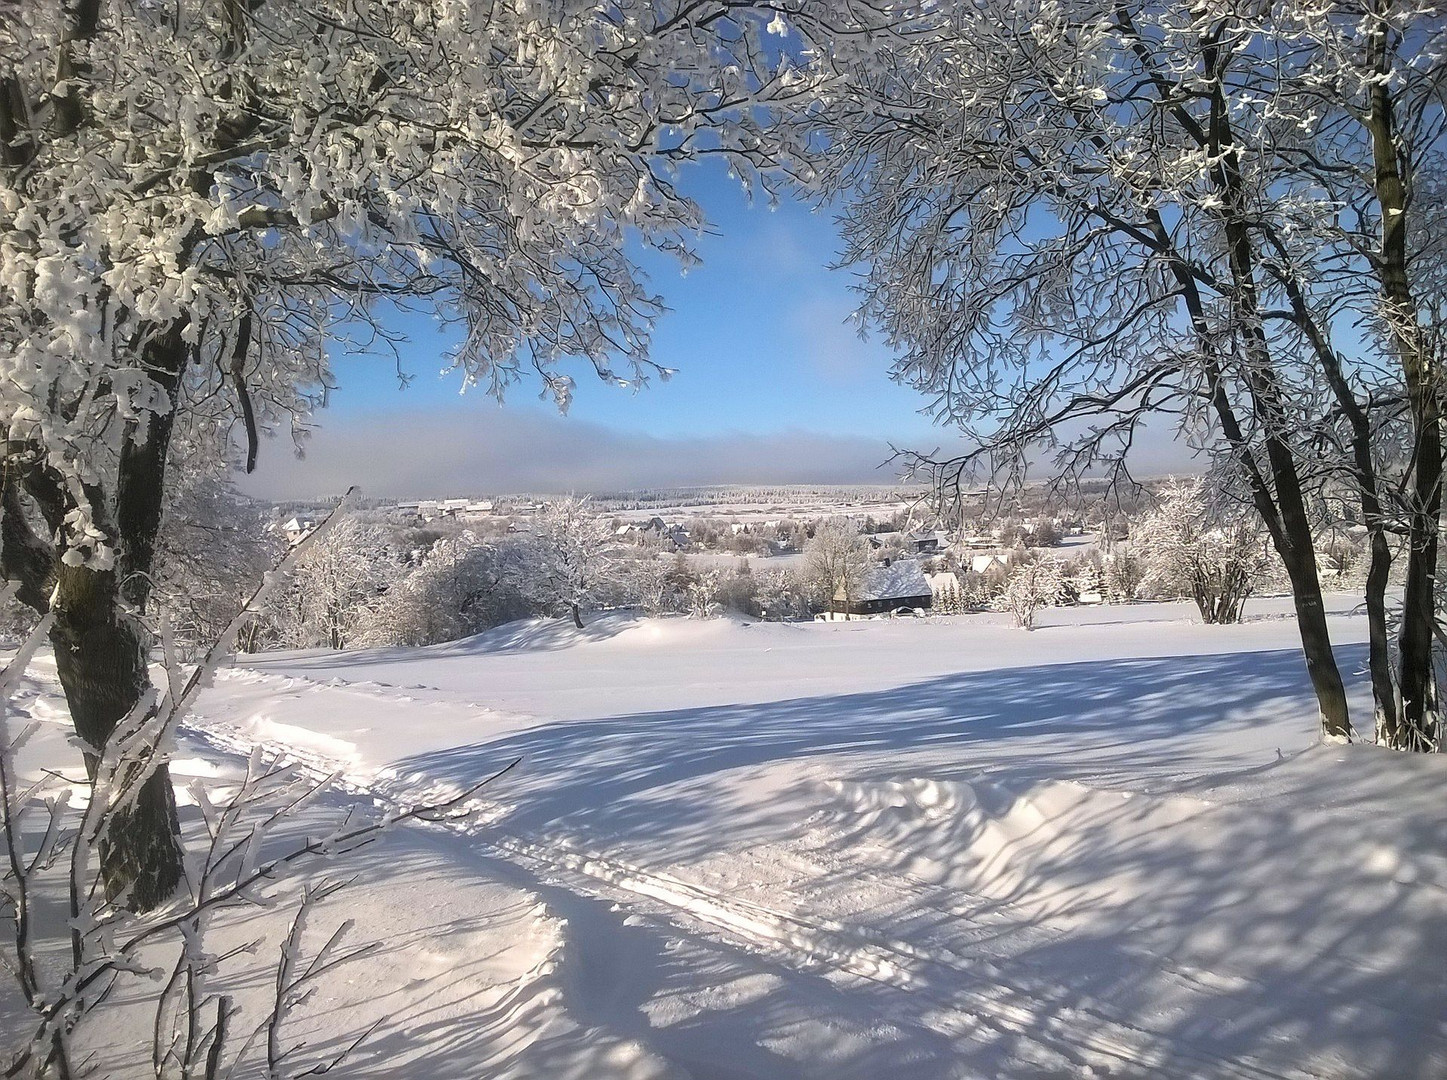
[1368,6,1441,750]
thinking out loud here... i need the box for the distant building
[908,530,947,554]
[927,571,963,602]
[970,553,1007,576]
[394,497,496,522]
[280,516,316,545]
[615,516,672,540]
[837,558,933,616]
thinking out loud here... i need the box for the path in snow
[164,600,1447,1078]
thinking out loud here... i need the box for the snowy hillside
[5,598,1445,1078]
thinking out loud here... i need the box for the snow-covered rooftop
[857,558,930,602]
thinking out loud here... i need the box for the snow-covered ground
[6,596,1446,1078]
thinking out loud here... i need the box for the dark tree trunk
[1367,11,1441,750]
[1255,409,1352,739]
[49,564,183,909]
[1,321,192,910]
[1198,27,1352,738]
[1124,17,1354,738]
[1363,527,1399,739]
[1197,564,1250,626]
[0,3,199,908]
[1168,258,1352,734]
[1270,225,1401,741]
[1280,558,1353,738]
[571,602,584,630]
[1156,235,1351,736]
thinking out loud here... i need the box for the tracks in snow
[187,681,1327,1080]
[484,833,1318,1080]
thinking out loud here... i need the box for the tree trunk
[49,564,183,910]
[1280,557,1353,739]
[1197,26,1352,738]
[1263,218,1400,736]
[1363,525,1399,740]
[1367,10,1441,750]
[1,0,204,907]
[1127,15,1355,737]
[571,602,584,629]
[1193,571,1215,625]
[1170,262,1352,735]
[4,320,194,910]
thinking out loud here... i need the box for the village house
[280,516,316,546]
[927,570,965,606]
[970,553,1008,575]
[908,530,948,554]
[394,497,496,523]
[835,558,933,617]
[615,516,671,540]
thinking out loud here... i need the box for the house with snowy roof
[908,530,948,554]
[836,558,933,616]
[280,516,316,545]
[970,553,1008,575]
[927,570,963,600]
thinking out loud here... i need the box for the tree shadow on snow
[364,642,1447,1078]
[209,642,1447,1078]
[394,646,1364,839]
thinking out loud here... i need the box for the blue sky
[243,163,953,499]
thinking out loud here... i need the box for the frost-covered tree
[754,567,813,620]
[152,459,283,656]
[930,575,965,616]
[353,532,533,648]
[1066,555,1104,604]
[998,557,1063,631]
[714,560,762,615]
[817,0,1447,742]
[1135,482,1268,625]
[0,0,901,905]
[959,569,999,612]
[803,518,871,617]
[265,516,399,649]
[1102,549,1145,605]
[1277,3,1447,750]
[530,497,615,628]
[686,566,727,619]
[621,555,686,616]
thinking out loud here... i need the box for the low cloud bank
[239,406,921,499]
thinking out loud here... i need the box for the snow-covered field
[6,596,1446,1078]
